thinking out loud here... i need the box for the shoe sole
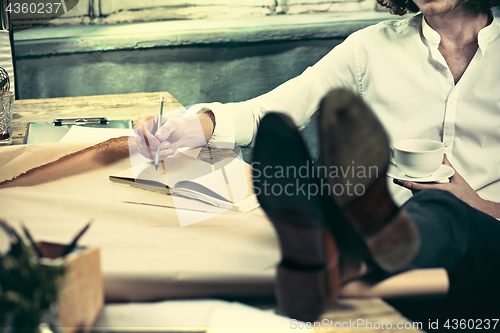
[319,88,420,272]
[253,113,340,322]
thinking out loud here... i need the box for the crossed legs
[252,88,500,321]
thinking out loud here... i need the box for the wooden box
[39,242,104,333]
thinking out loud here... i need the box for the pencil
[155,94,165,170]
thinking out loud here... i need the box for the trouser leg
[403,189,500,294]
[386,189,500,320]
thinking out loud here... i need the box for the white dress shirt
[188,14,500,206]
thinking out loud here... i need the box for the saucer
[387,163,455,182]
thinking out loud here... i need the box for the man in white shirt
[135,0,500,320]
[136,0,500,218]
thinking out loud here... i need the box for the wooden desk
[6,92,424,333]
[11,92,183,145]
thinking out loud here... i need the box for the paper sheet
[93,299,309,332]
[0,141,98,183]
[59,126,136,143]
[178,147,202,159]
[58,126,201,158]
[340,268,449,298]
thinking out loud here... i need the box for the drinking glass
[0,90,14,145]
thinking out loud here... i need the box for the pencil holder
[37,242,104,333]
[0,227,104,333]
[0,221,66,333]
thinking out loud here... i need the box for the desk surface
[6,92,423,333]
[11,92,183,145]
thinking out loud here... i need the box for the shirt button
[444,141,451,147]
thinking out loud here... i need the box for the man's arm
[396,155,500,219]
[474,200,500,219]
[199,111,216,143]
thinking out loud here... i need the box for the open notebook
[109,150,259,213]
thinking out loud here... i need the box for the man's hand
[134,112,215,160]
[134,115,185,160]
[394,155,500,218]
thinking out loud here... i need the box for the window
[11,0,381,30]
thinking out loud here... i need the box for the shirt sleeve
[186,31,361,147]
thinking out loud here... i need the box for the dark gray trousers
[404,189,500,295]
[389,189,500,321]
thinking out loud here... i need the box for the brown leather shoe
[253,113,341,322]
[319,88,421,272]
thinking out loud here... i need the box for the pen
[155,94,165,170]
[61,221,93,256]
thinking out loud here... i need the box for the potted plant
[0,220,66,333]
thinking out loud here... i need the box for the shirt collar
[421,13,500,50]
[477,14,500,49]
[421,15,441,47]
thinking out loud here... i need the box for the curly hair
[376,0,500,16]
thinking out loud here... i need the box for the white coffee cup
[393,139,444,178]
